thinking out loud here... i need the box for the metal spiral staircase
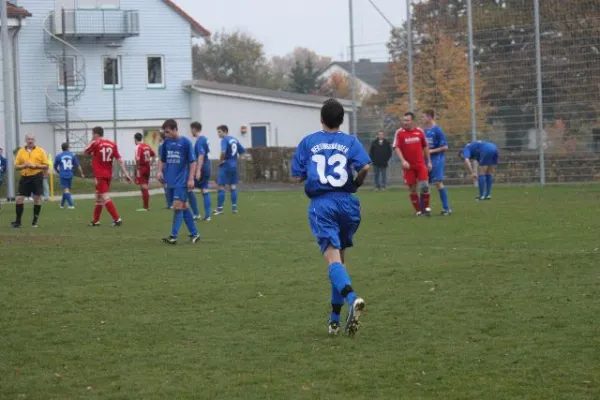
[42,11,88,152]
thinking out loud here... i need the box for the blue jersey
[220,136,245,169]
[0,155,6,182]
[462,141,496,160]
[54,151,80,178]
[195,136,211,172]
[425,125,448,162]
[160,136,196,188]
[292,130,372,199]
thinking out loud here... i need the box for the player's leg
[187,187,201,219]
[214,167,226,215]
[405,169,421,214]
[90,180,104,226]
[230,168,239,213]
[199,173,212,221]
[162,182,172,209]
[417,180,431,216]
[179,189,200,241]
[138,183,150,211]
[99,179,121,226]
[12,177,27,227]
[31,174,44,227]
[164,189,184,243]
[483,150,498,199]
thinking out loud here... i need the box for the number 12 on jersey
[312,154,348,187]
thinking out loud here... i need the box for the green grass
[1,186,599,399]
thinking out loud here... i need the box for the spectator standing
[369,130,393,191]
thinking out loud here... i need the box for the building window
[103,56,121,89]
[58,56,77,89]
[147,56,165,88]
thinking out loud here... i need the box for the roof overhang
[163,0,210,39]
[183,81,360,110]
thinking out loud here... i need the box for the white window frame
[57,56,77,90]
[102,56,122,89]
[146,55,165,88]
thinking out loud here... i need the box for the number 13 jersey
[292,131,371,198]
[84,138,122,179]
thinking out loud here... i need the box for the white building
[317,59,389,98]
[185,80,358,155]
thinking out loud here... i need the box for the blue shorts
[167,187,189,203]
[308,193,361,254]
[60,177,72,189]
[218,166,238,186]
[479,145,499,166]
[195,169,211,190]
[429,159,445,183]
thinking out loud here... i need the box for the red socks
[105,200,120,221]
[410,193,420,212]
[93,204,103,223]
[421,193,431,209]
[141,188,150,210]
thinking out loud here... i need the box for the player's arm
[114,148,131,182]
[74,156,85,178]
[461,146,477,180]
[187,141,197,189]
[53,157,60,174]
[237,141,246,155]
[350,138,372,188]
[420,132,432,170]
[394,133,410,168]
[14,150,29,170]
[290,139,307,183]
[157,145,166,181]
[36,151,49,170]
[430,128,449,154]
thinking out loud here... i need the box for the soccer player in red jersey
[84,126,132,226]
[394,112,433,216]
[134,132,156,211]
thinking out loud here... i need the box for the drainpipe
[11,18,22,146]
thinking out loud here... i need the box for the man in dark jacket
[369,130,393,190]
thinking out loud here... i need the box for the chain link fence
[355,0,600,185]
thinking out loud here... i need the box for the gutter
[11,18,21,146]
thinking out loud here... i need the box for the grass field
[1,185,599,399]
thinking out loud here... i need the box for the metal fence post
[1,0,16,200]
[406,0,414,111]
[467,0,477,142]
[348,0,358,136]
[534,0,545,185]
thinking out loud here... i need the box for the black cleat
[484,196,492,200]
[10,221,22,228]
[423,208,432,217]
[111,219,122,227]
[89,221,101,227]
[189,234,200,244]
[31,220,39,228]
[328,320,341,335]
[440,210,452,216]
[162,235,178,245]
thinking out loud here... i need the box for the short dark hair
[404,112,416,120]
[92,126,104,137]
[191,121,202,131]
[424,109,435,119]
[61,142,69,151]
[162,119,178,131]
[134,132,143,142]
[321,98,345,129]
[217,124,229,133]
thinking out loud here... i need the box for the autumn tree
[192,30,277,88]
[288,56,323,94]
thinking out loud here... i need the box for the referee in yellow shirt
[12,135,49,228]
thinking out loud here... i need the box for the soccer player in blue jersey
[158,132,173,209]
[459,140,499,200]
[291,99,371,336]
[214,125,245,215]
[422,110,451,215]
[157,119,200,244]
[0,147,6,211]
[191,121,212,221]
[54,142,85,209]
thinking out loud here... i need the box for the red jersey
[84,138,122,179]
[395,127,427,166]
[136,143,155,168]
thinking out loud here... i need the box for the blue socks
[171,210,184,237]
[182,208,198,236]
[330,283,344,323]
[439,187,450,211]
[203,193,211,217]
[478,175,486,198]
[188,191,200,217]
[485,174,493,197]
[217,189,225,209]
[61,193,74,207]
[328,262,356,306]
[231,189,238,211]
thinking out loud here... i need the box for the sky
[174,0,407,61]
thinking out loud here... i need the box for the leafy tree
[288,56,324,94]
